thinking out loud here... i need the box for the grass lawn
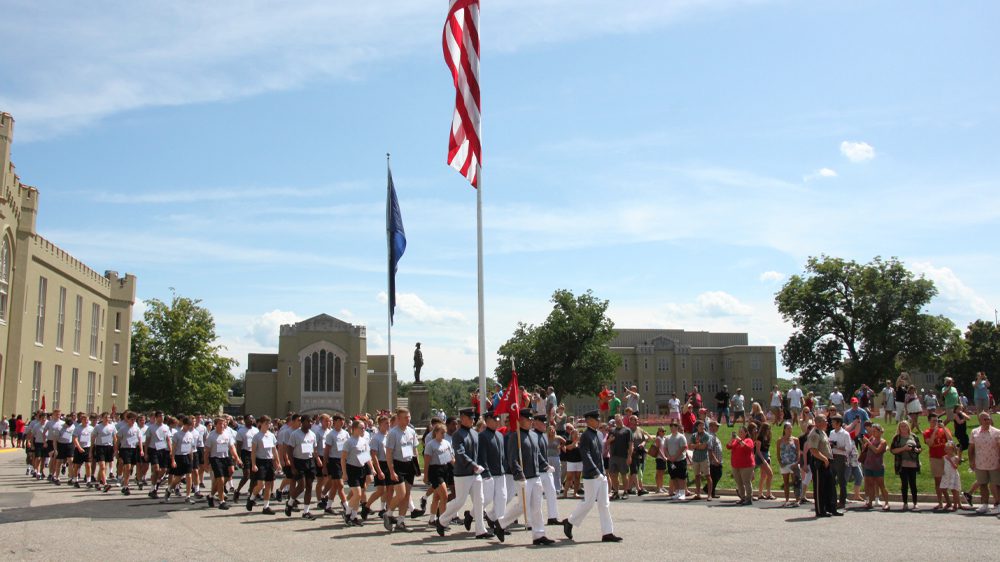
[635,414,997,498]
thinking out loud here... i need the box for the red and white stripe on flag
[442,0,481,188]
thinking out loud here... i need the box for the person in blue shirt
[844,398,871,446]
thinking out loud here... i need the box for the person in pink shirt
[970,412,1000,514]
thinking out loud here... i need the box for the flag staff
[386,152,394,412]
[476,166,488,413]
[512,357,527,523]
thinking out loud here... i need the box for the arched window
[319,350,327,392]
[0,236,10,322]
[334,357,342,392]
[311,351,320,392]
[303,355,312,392]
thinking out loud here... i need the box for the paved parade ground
[0,452,997,561]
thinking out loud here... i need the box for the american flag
[442,0,481,187]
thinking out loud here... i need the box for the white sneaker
[874,498,881,507]
[992,505,1000,515]
[976,504,990,514]
[676,492,687,500]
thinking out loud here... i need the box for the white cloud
[759,271,785,283]
[840,141,876,162]
[693,291,754,317]
[910,262,991,317]
[803,167,838,181]
[0,1,762,140]
[376,291,466,325]
[247,309,303,348]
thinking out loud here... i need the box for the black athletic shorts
[373,460,390,487]
[239,450,252,473]
[667,459,688,481]
[655,458,667,471]
[346,464,366,488]
[196,448,206,465]
[151,449,171,468]
[445,464,455,486]
[394,459,416,485]
[119,447,139,466]
[171,454,192,476]
[428,464,449,489]
[73,447,91,465]
[57,442,74,460]
[254,458,275,482]
[34,442,46,457]
[94,445,115,463]
[326,457,343,479]
[209,457,233,479]
[293,458,316,480]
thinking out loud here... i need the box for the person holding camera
[890,420,922,511]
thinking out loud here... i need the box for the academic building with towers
[0,112,137,417]
[564,328,778,415]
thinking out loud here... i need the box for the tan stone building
[243,314,397,417]
[0,112,137,417]
[563,328,778,415]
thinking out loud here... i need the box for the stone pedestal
[407,384,430,426]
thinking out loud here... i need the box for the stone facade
[0,112,137,417]
[243,313,397,416]
[562,328,778,416]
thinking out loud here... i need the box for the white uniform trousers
[440,474,486,535]
[567,474,613,535]
[504,474,517,506]
[499,477,545,539]
[482,475,508,521]
[540,466,559,520]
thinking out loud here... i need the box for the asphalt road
[0,451,997,561]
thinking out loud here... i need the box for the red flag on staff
[111,403,117,417]
[40,394,46,412]
[493,365,520,430]
[442,0,482,187]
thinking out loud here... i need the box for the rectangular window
[115,311,122,332]
[112,343,120,364]
[35,277,47,344]
[53,365,62,410]
[112,375,118,396]
[643,380,649,392]
[752,378,763,392]
[725,358,734,371]
[657,357,669,372]
[31,361,42,412]
[70,368,79,413]
[643,358,648,370]
[90,303,100,358]
[86,371,96,414]
[623,358,629,372]
[73,296,83,353]
[56,287,67,349]
[750,357,761,370]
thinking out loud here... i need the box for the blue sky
[1,1,997,381]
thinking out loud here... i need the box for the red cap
[850,397,859,403]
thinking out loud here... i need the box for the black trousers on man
[811,457,837,516]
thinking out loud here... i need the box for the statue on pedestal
[413,342,424,384]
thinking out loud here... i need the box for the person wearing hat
[562,410,621,543]
[843,397,870,448]
[828,415,852,510]
[478,411,508,527]
[434,407,489,538]
[493,409,555,545]
[532,414,560,524]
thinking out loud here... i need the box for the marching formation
[14,405,622,546]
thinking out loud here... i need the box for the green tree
[949,320,1000,392]
[494,289,619,399]
[398,377,498,416]
[130,293,236,414]
[776,256,952,389]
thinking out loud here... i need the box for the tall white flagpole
[476,165,488,414]
[386,153,394,412]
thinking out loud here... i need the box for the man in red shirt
[687,387,703,411]
[598,385,611,421]
[923,413,953,509]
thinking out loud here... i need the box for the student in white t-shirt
[286,415,321,519]
[164,416,195,503]
[787,384,804,424]
[71,413,95,488]
[204,416,242,510]
[322,414,349,514]
[248,416,278,515]
[233,416,258,503]
[310,414,332,513]
[114,412,144,496]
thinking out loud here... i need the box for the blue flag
[387,167,407,325]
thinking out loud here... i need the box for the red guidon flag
[493,365,520,430]
[40,394,46,412]
[442,0,481,187]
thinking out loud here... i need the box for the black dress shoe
[830,510,844,516]
[532,537,555,546]
[602,534,623,542]
[547,517,559,525]
[434,518,446,537]
[463,510,473,531]
[475,533,492,539]
[493,523,505,543]
[817,512,832,518]
[562,519,573,540]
